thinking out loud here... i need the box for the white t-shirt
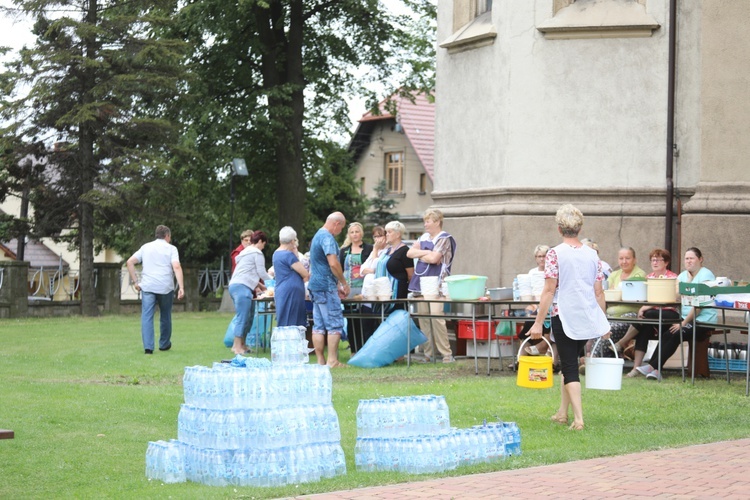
[131,238,179,294]
[554,244,610,340]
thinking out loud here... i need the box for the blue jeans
[310,289,344,335]
[229,284,256,342]
[141,291,174,351]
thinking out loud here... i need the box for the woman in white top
[529,205,610,431]
[228,230,272,355]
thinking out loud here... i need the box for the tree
[177,0,436,245]
[0,0,189,315]
[366,179,399,226]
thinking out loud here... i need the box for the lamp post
[228,158,248,269]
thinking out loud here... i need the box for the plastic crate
[708,356,747,373]
[679,282,750,296]
[466,340,514,359]
[457,320,500,340]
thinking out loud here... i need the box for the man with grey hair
[308,212,349,367]
[127,225,185,354]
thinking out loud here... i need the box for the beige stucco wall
[435,0,750,286]
[679,0,750,276]
[699,0,750,185]
[354,120,435,238]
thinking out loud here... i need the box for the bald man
[308,212,350,367]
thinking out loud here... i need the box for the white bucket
[647,277,677,303]
[584,338,624,391]
[621,280,647,301]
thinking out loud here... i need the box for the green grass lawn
[2,312,750,499]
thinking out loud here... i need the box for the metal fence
[28,265,94,300]
[198,267,230,296]
[0,263,229,301]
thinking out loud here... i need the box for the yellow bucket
[647,277,677,303]
[516,338,554,389]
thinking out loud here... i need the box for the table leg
[487,308,493,376]
[407,301,411,368]
[689,315,696,384]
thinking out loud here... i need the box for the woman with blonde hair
[338,222,373,298]
[529,204,610,430]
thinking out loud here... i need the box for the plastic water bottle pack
[354,395,520,474]
[147,327,345,487]
[177,403,341,450]
[356,395,450,438]
[271,325,314,365]
[183,363,332,409]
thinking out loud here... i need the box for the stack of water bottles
[354,395,521,474]
[146,326,347,486]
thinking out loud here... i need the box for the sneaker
[144,349,153,354]
[635,365,655,376]
[159,342,172,352]
[646,369,662,381]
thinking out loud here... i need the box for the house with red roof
[348,92,436,238]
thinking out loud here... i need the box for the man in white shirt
[127,225,185,354]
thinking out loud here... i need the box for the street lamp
[228,158,248,268]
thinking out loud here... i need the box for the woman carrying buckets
[528,204,611,431]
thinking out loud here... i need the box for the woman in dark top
[381,220,414,303]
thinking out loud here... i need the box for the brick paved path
[299,438,750,499]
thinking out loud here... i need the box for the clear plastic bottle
[509,421,522,455]
[513,277,520,301]
[332,443,347,476]
[413,437,426,474]
[436,396,450,433]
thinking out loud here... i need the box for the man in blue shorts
[308,212,350,367]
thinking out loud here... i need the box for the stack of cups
[373,277,392,301]
[362,280,376,300]
[516,274,533,300]
[440,281,450,299]
[530,273,545,299]
[420,276,440,299]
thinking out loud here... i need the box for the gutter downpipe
[665,0,677,258]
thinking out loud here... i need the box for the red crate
[457,320,501,340]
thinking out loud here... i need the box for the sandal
[568,422,585,431]
[550,414,568,425]
[625,369,639,378]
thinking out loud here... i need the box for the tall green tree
[177,0,436,245]
[366,179,399,226]
[0,0,189,315]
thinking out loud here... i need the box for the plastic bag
[348,310,428,368]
